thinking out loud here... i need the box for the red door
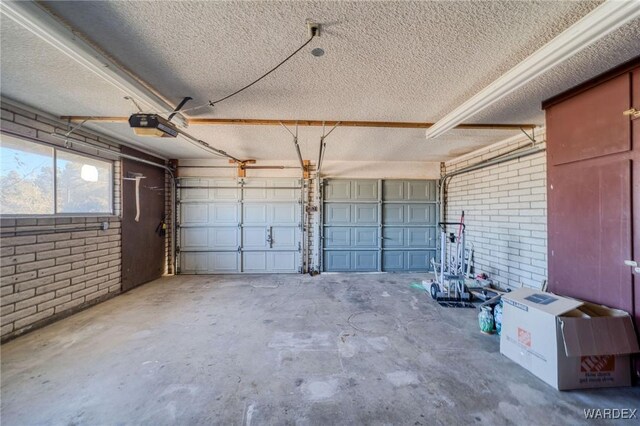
[547,71,637,324]
[121,147,167,292]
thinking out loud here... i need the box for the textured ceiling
[39,0,606,121]
[1,1,638,161]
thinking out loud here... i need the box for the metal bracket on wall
[520,127,537,144]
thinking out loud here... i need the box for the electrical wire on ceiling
[147,29,318,117]
[207,34,316,108]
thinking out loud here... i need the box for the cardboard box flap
[502,288,583,316]
[560,316,640,357]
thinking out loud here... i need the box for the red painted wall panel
[547,158,632,312]
[547,73,630,166]
[546,69,636,317]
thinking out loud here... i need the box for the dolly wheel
[430,283,439,300]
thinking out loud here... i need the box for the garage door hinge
[298,242,302,251]
[237,246,242,252]
[176,246,181,253]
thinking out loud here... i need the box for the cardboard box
[500,288,639,390]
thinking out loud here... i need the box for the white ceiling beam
[0,0,188,127]
[425,0,640,140]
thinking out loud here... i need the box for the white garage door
[177,178,303,274]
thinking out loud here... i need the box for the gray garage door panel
[324,227,378,248]
[382,204,436,225]
[325,180,378,201]
[382,250,435,271]
[324,204,378,225]
[324,250,378,272]
[382,227,436,248]
[383,180,436,201]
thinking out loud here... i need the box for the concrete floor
[1,273,638,425]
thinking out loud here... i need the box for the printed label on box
[518,327,532,347]
[580,355,615,373]
[505,298,528,312]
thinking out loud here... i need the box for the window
[0,136,113,215]
[56,150,112,213]
[0,138,54,215]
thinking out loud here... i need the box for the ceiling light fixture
[0,0,188,127]
[424,0,640,140]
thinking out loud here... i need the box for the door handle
[266,226,273,248]
[624,260,640,274]
[622,108,640,119]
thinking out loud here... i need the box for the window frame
[0,133,116,218]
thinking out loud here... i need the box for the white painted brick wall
[0,100,124,341]
[444,132,547,290]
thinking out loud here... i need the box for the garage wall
[443,131,547,290]
[0,100,124,341]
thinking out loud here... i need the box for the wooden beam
[60,116,537,130]
[228,159,256,177]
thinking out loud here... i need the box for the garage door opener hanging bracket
[280,121,311,179]
[317,121,340,176]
